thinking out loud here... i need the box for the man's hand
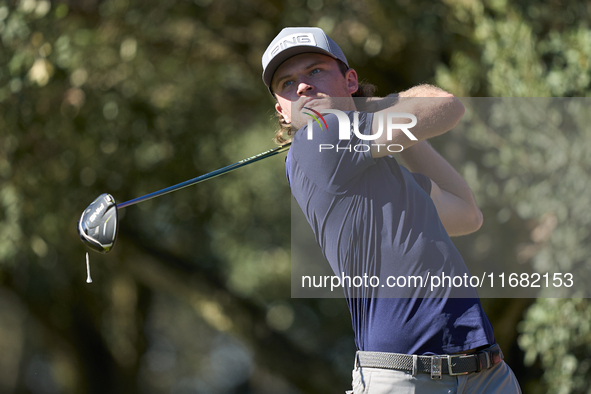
[369,85,465,158]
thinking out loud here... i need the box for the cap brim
[263,46,339,89]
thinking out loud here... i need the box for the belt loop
[431,356,443,380]
[412,355,418,376]
[354,351,360,371]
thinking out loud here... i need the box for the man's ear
[345,68,359,95]
[275,102,291,124]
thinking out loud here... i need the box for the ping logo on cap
[268,33,317,60]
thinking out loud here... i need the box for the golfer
[262,27,521,393]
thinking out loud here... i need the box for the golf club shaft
[116,143,291,209]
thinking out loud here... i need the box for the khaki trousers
[348,359,521,394]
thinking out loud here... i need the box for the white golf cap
[262,27,349,90]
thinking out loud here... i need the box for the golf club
[78,142,291,253]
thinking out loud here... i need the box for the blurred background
[1,0,590,393]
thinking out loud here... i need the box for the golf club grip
[116,142,291,209]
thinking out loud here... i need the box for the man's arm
[366,85,481,236]
[400,140,483,236]
[368,85,465,158]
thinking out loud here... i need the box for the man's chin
[301,99,329,110]
[300,97,354,112]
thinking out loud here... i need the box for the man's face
[272,53,358,130]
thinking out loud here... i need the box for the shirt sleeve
[411,172,432,195]
[290,111,375,194]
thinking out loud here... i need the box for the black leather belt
[356,344,503,380]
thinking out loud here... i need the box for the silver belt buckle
[431,356,443,379]
[448,354,469,376]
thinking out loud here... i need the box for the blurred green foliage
[1,0,590,392]
[432,2,591,392]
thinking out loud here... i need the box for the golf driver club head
[77,193,118,253]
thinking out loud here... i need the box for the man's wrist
[356,94,399,113]
[399,84,451,98]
